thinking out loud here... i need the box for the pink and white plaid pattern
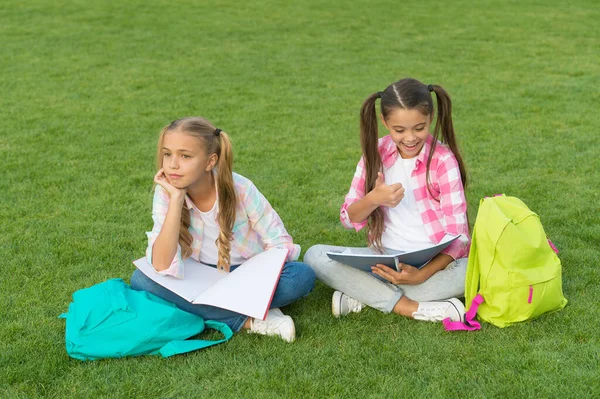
[146,172,301,278]
[340,134,470,260]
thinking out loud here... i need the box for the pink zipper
[528,285,533,304]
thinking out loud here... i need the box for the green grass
[2,0,599,397]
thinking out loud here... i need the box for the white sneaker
[332,291,364,318]
[412,298,465,322]
[249,308,295,342]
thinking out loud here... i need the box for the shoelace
[346,296,363,312]
[415,303,452,321]
[252,316,287,334]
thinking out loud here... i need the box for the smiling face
[381,108,432,159]
[160,130,217,191]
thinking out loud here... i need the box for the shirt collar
[184,195,194,210]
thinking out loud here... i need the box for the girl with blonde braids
[131,117,315,342]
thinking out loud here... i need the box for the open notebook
[326,234,461,272]
[133,247,289,320]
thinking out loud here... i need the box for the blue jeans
[130,261,315,332]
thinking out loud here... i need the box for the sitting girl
[131,117,315,342]
[305,78,470,323]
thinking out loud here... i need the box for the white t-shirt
[198,201,246,266]
[381,155,435,251]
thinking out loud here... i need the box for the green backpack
[461,195,567,328]
[60,279,233,360]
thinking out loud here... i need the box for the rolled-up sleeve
[340,156,369,231]
[145,186,185,279]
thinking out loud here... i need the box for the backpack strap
[443,294,484,331]
[157,320,234,358]
[548,239,559,254]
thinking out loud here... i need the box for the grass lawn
[1,0,599,397]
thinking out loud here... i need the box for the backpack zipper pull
[528,285,533,304]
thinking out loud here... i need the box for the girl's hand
[154,169,186,201]
[371,263,425,285]
[370,172,405,207]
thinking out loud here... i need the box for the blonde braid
[215,132,236,271]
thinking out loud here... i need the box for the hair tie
[377,91,383,98]
[427,84,434,93]
[214,128,222,137]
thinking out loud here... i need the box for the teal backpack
[60,279,233,360]
[444,195,567,330]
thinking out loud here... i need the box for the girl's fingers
[374,263,408,283]
[384,194,404,207]
[154,170,167,185]
[154,176,168,187]
[154,171,173,191]
[375,264,395,273]
[373,264,395,277]
[153,173,186,200]
[371,267,391,282]
[375,172,385,187]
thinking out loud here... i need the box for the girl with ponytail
[131,117,315,342]
[305,78,470,324]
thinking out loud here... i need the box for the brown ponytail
[179,207,193,259]
[214,132,236,272]
[428,85,468,191]
[359,92,385,250]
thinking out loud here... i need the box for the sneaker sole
[282,316,296,343]
[446,298,466,323]
[332,291,343,318]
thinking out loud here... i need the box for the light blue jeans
[130,261,315,332]
[303,244,467,313]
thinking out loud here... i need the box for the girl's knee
[295,262,316,290]
[282,261,316,296]
[301,263,316,294]
[303,245,326,266]
[303,245,333,277]
[129,269,146,291]
[130,269,162,296]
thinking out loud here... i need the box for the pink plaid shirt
[146,172,301,278]
[340,134,470,260]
